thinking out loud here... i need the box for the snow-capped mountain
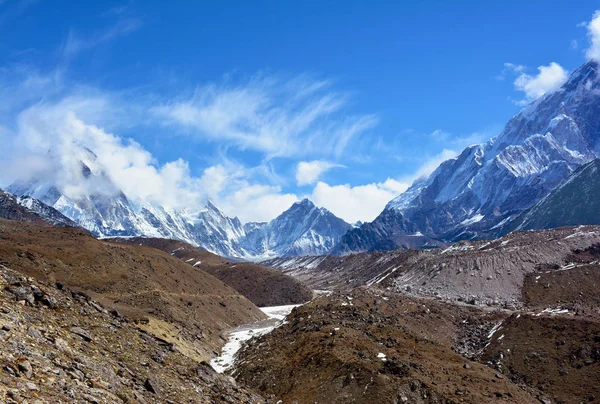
[244,199,353,259]
[334,60,600,254]
[8,147,350,259]
[7,146,249,257]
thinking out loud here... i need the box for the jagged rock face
[8,150,350,259]
[508,158,600,231]
[335,61,600,254]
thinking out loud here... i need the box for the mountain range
[6,149,352,259]
[7,60,600,259]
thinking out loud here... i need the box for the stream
[210,304,300,373]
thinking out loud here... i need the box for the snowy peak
[241,198,353,259]
[297,198,315,207]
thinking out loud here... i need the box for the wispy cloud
[151,74,378,159]
[495,62,526,81]
[61,17,142,58]
[499,61,568,106]
[0,0,39,28]
[570,39,579,50]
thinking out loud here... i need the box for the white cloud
[296,160,343,186]
[310,149,458,223]
[151,75,378,159]
[504,62,525,74]
[311,178,408,223]
[6,100,205,210]
[197,163,298,222]
[513,62,568,103]
[223,184,298,223]
[0,66,382,224]
[2,95,302,223]
[586,11,600,62]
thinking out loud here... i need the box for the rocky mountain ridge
[0,190,79,228]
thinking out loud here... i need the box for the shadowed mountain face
[334,61,600,254]
[0,189,79,228]
[506,158,600,231]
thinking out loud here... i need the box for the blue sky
[1,0,599,223]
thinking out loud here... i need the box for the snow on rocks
[210,304,301,373]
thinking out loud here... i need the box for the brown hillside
[265,226,600,307]
[233,289,539,404]
[110,237,313,307]
[0,219,265,361]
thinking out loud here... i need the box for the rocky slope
[0,218,265,362]
[334,60,600,254]
[265,226,600,307]
[0,264,266,403]
[233,282,600,404]
[110,237,314,307]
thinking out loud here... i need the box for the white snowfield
[210,304,301,373]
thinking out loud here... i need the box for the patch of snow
[460,214,484,226]
[441,244,474,254]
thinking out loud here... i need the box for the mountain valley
[3,26,600,404]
